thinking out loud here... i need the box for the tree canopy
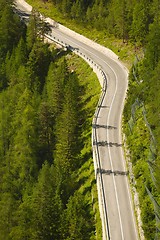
[0,2,100,238]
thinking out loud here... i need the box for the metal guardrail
[46,33,111,240]
[15,5,110,239]
[91,68,111,240]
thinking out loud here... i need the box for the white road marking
[105,65,125,240]
[51,28,139,240]
[14,2,139,237]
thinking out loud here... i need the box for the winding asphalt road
[14,1,139,239]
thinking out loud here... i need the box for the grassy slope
[66,53,102,239]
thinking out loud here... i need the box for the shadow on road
[97,168,128,176]
[92,124,117,129]
[97,105,109,108]
[93,140,122,147]
[13,8,30,18]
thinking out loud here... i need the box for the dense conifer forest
[0,0,102,239]
[26,0,160,239]
[44,0,154,44]
[27,0,160,239]
[1,0,160,239]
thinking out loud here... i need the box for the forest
[26,0,160,239]
[1,0,160,239]
[0,0,102,239]
[52,0,160,239]
[27,0,160,239]
[45,0,155,44]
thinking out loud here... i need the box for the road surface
[14,1,139,239]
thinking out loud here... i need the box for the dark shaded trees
[54,71,80,204]
[63,191,95,240]
[26,8,51,51]
[27,41,51,93]
[123,4,160,236]
[27,162,63,240]
[130,0,152,45]
[0,2,98,239]
[0,1,24,58]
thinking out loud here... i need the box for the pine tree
[26,41,51,93]
[45,61,64,116]
[26,8,51,51]
[63,191,95,240]
[30,162,63,240]
[54,71,80,203]
[37,101,55,165]
[130,0,152,45]
[0,2,23,57]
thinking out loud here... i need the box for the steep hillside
[25,0,160,239]
[0,1,102,239]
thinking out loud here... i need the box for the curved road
[14,1,139,239]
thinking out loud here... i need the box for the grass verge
[66,53,102,239]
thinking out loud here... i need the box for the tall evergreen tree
[29,162,62,240]
[26,41,51,93]
[54,72,79,203]
[26,8,51,51]
[63,191,95,240]
[37,101,55,165]
[0,2,22,57]
[130,0,152,45]
[45,61,64,116]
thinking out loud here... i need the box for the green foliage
[53,72,80,203]
[0,0,25,90]
[0,1,24,57]
[26,8,51,51]
[28,162,63,240]
[130,0,152,45]
[27,0,155,45]
[0,3,102,238]
[2,0,160,238]
[27,41,51,92]
[37,101,55,165]
[23,0,160,238]
[144,19,160,70]
[45,61,64,115]
[124,41,160,238]
[63,191,95,240]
